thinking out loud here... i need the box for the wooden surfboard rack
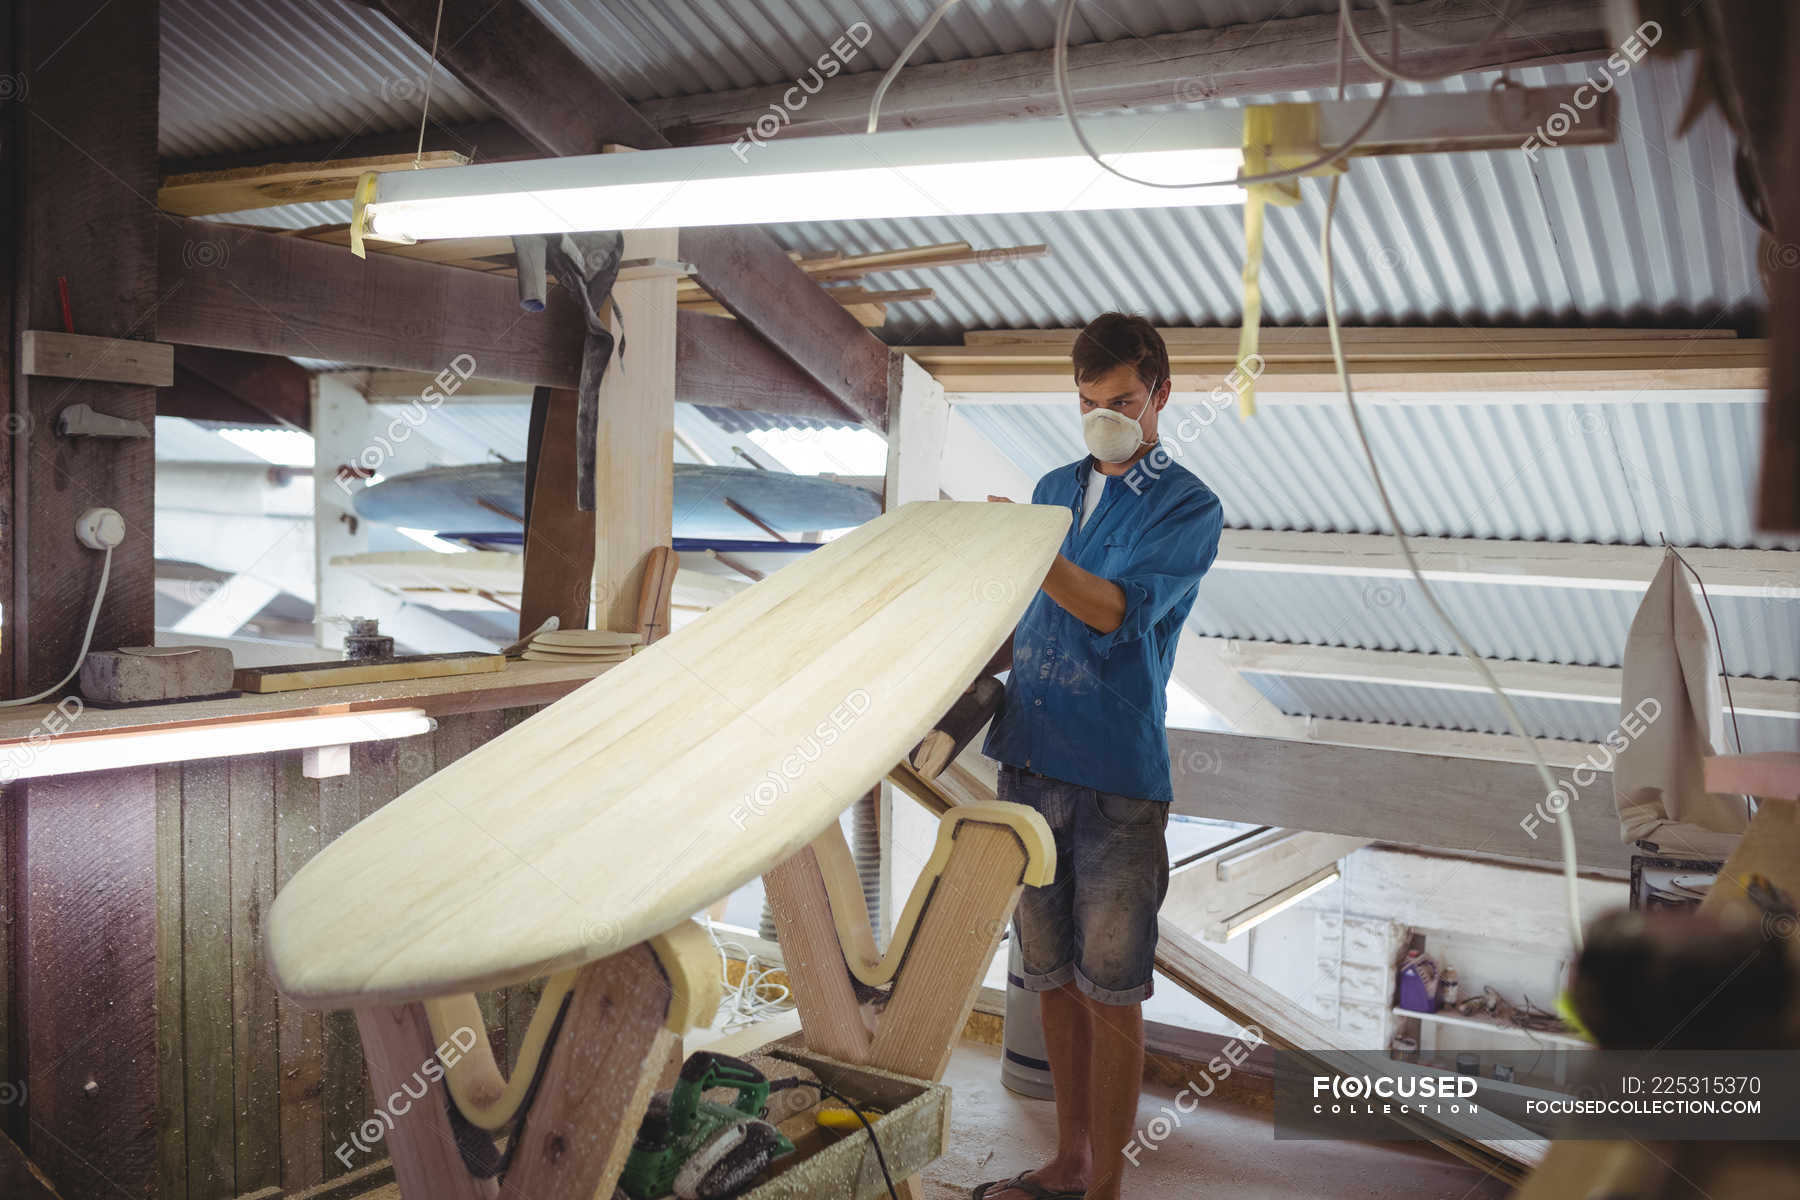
[346,922,719,1200]
[760,800,1055,1198]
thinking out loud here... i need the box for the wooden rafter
[922,329,1771,393]
[354,0,892,428]
[158,151,468,217]
[639,0,1610,146]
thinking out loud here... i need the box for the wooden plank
[159,151,467,216]
[916,340,1771,393]
[154,766,188,1200]
[230,756,282,1192]
[350,1006,493,1200]
[641,0,1607,143]
[762,845,874,1064]
[1165,729,1629,870]
[0,661,612,748]
[8,0,160,702]
[234,653,505,694]
[1210,528,1800,598]
[157,217,587,388]
[682,227,890,426]
[865,823,1025,1082]
[673,311,851,423]
[1198,636,1800,716]
[497,949,677,1200]
[595,228,677,633]
[265,503,1068,1008]
[316,775,367,1182]
[173,346,312,429]
[181,760,236,1197]
[161,120,534,177]
[362,0,890,429]
[519,387,595,635]
[20,329,174,386]
[273,753,326,1191]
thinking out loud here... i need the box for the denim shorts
[999,763,1170,1005]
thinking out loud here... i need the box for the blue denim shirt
[983,453,1223,802]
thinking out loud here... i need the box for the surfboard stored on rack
[266,500,1069,1009]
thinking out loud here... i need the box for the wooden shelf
[0,658,612,748]
[1392,1005,1587,1047]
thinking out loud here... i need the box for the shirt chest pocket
[1096,532,1136,576]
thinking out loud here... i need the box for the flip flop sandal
[972,1172,1087,1199]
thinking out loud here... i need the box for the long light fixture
[3,709,436,780]
[360,86,1611,241]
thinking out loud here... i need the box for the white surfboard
[267,501,1069,1009]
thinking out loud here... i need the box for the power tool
[618,1051,795,1200]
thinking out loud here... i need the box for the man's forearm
[1042,554,1126,634]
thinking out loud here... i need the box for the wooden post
[4,0,160,698]
[594,230,677,632]
[311,376,370,651]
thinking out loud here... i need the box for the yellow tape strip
[1236,103,1330,419]
[348,171,380,260]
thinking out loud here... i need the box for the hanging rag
[513,231,626,512]
[1613,549,1750,859]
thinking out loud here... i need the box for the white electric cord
[0,546,114,708]
[1052,0,1395,191]
[1316,174,1583,950]
[867,0,965,134]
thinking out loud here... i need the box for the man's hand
[987,494,1013,503]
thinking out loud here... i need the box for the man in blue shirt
[974,314,1223,1200]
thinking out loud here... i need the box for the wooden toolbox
[747,1046,950,1200]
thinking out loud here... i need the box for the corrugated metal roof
[957,396,1794,550]
[768,58,1762,339]
[160,0,490,158]
[1187,573,1800,680]
[520,0,1340,101]
[1247,672,1799,754]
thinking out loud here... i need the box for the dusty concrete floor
[919,1042,1512,1200]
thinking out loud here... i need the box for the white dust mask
[1082,405,1149,463]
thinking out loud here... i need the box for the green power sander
[618,1051,796,1200]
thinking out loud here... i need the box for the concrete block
[79,645,234,704]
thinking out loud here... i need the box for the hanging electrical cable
[1053,0,1395,191]
[867,0,965,134]
[1317,171,1585,950]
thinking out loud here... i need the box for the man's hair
[1071,312,1169,394]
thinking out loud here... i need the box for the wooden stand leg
[763,843,875,1064]
[866,822,1026,1081]
[501,943,676,1200]
[354,1004,499,1200]
[354,942,680,1200]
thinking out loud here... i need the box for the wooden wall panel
[271,754,324,1191]
[14,768,160,1198]
[0,711,536,1199]
[229,756,280,1192]
[181,760,235,1197]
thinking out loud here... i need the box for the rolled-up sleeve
[1088,490,1223,658]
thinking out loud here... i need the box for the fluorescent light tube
[8,709,436,780]
[362,87,1611,241]
[1210,865,1341,941]
[367,112,1246,239]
